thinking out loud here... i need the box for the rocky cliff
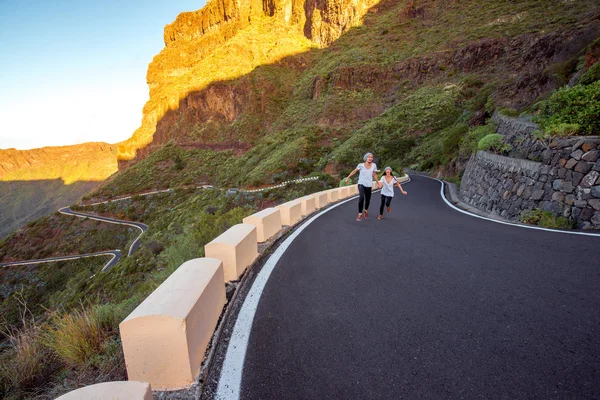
[116,0,379,165]
[0,144,118,238]
[0,143,118,184]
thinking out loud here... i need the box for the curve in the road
[214,174,600,400]
[58,207,148,256]
[0,250,121,271]
[1,175,320,271]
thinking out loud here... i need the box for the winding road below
[214,174,600,400]
[1,176,319,271]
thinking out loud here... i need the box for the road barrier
[325,188,340,203]
[205,224,259,282]
[120,258,225,390]
[339,186,350,198]
[112,177,399,395]
[55,381,153,399]
[277,200,302,226]
[312,192,329,209]
[242,208,282,242]
[298,195,316,216]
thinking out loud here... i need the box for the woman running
[345,152,379,221]
[377,166,407,220]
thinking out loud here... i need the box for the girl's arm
[345,168,359,183]
[395,181,407,195]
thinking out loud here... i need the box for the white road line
[215,196,357,400]
[433,177,600,237]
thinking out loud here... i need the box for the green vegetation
[579,62,600,86]
[0,176,330,399]
[477,133,511,154]
[459,123,498,158]
[534,81,600,136]
[520,208,574,229]
[330,85,461,170]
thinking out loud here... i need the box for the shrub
[459,123,497,157]
[0,317,49,390]
[533,123,579,148]
[498,107,519,117]
[536,81,600,135]
[477,134,511,154]
[578,62,600,85]
[41,306,107,367]
[520,209,573,229]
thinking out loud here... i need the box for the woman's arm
[345,168,359,183]
[373,170,381,188]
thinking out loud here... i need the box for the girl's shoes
[357,213,363,221]
[377,215,383,220]
[387,206,391,213]
[364,210,369,219]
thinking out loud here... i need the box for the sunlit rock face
[117,0,378,166]
[0,143,118,238]
[0,144,118,184]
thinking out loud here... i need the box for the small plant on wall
[533,123,580,149]
[520,208,574,229]
[477,133,511,155]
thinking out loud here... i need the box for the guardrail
[117,180,366,391]
[41,176,413,396]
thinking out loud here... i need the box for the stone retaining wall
[460,114,600,229]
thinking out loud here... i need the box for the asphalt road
[236,175,600,400]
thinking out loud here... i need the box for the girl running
[345,152,379,221]
[378,166,407,220]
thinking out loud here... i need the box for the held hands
[345,177,350,184]
[378,182,383,189]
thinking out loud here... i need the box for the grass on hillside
[0,176,332,399]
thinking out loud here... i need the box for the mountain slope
[0,144,118,238]
[101,0,600,195]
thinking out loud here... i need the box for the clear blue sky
[0,0,206,150]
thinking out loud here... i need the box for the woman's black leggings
[358,184,372,213]
[379,194,393,215]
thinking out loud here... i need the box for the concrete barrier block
[326,189,339,203]
[298,195,316,216]
[120,258,226,390]
[55,381,153,400]
[372,181,379,190]
[312,192,328,209]
[242,208,282,242]
[277,200,302,226]
[349,185,358,195]
[205,223,258,281]
[339,186,350,198]
[398,175,409,183]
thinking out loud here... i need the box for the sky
[0,0,206,150]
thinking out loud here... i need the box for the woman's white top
[380,176,398,197]
[357,163,377,187]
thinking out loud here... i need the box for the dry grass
[41,306,107,367]
[0,297,52,396]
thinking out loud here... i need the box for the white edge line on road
[215,195,357,400]
[433,178,600,238]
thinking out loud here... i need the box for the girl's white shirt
[379,176,397,197]
[356,163,377,187]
